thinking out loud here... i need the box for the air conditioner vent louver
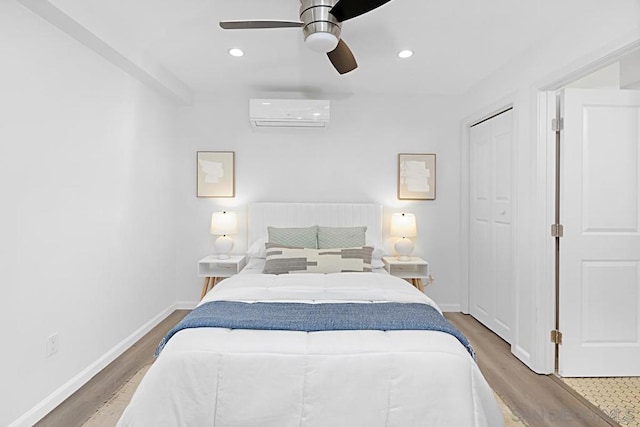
[250,99,330,128]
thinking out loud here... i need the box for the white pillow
[366,240,385,260]
[247,237,268,259]
[371,259,385,269]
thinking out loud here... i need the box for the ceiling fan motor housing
[299,0,342,52]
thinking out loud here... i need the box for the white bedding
[240,257,389,276]
[118,273,503,427]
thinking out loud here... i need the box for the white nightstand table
[382,256,429,292]
[198,255,246,299]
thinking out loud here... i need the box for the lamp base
[214,235,234,259]
[394,237,414,261]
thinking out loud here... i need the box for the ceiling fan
[219,0,393,75]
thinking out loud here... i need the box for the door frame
[461,38,640,374]
[537,40,640,374]
[555,88,640,377]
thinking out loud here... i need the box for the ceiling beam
[620,50,640,90]
[18,0,193,106]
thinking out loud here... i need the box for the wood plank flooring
[37,310,619,427]
[445,312,619,427]
[35,310,189,427]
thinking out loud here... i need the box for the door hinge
[550,329,563,345]
[551,223,564,238]
[552,118,564,132]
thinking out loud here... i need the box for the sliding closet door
[469,109,514,343]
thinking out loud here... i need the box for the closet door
[469,109,514,343]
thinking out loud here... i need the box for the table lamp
[390,212,417,261]
[210,211,238,259]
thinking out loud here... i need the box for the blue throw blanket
[157,301,475,360]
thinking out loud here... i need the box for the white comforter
[118,273,504,427]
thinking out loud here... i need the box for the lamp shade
[390,213,417,238]
[210,211,238,236]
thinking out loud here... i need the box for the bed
[118,203,503,427]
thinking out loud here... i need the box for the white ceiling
[42,0,630,98]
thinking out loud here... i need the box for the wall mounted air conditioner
[249,99,330,128]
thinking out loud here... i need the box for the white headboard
[248,202,383,246]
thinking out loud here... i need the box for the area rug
[563,377,640,427]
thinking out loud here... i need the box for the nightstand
[382,256,429,292]
[198,255,246,299]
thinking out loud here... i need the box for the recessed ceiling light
[228,48,244,57]
[398,50,414,59]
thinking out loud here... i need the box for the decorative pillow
[263,245,373,274]
[268,225,318,249]
[371,259,385,269]
[369,244,385,260]
[247,237,268,259]
[317,226,367,249]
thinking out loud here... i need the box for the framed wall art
[398,153,436,200]
[197,151,235,198]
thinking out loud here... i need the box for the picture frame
[196,151,235,198]
[398,153,436,200]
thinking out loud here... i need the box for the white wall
[456,2,640,373]
[0,2,179,425]
[174,94,464,310]
[6,1,638,423]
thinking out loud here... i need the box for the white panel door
[469,109,514,343]
[559,88,640,377]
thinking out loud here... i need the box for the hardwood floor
[37,310,619,427]
[35,310,189,427]
[445,312,619,427]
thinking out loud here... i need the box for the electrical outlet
[46,333,59,358]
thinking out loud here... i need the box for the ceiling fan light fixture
[305,32,339,53]
[220,0,396,73]
[228,48,244,57]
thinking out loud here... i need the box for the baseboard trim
[10,304,177,427]
[438,304,461,312]
[10,300,461,425]
[175,300,198,310]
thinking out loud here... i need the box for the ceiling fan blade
[329,0,392,22]
[219,20,304,30]
[327,39,358,75]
